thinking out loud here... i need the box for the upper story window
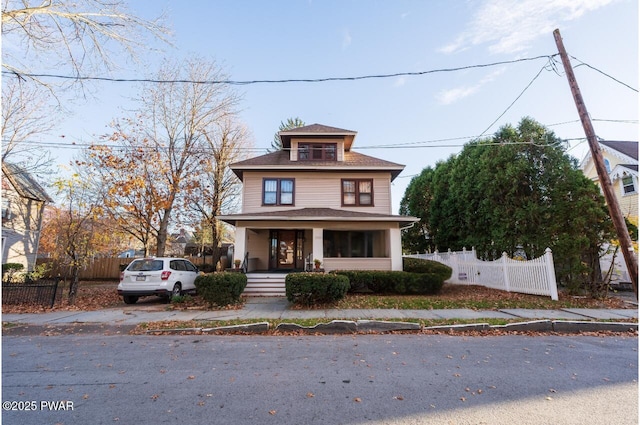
[298,143,337,161]
[263,178,294,205]
[604,159,611,173]
[342,179,373,206]
[622,175,636,195]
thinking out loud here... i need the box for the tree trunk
[68,262,80,305]
[156,207,172,256]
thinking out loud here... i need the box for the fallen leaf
[354,397,362,402]
[187,375,196,380]
[549,388,556,393]
[393,395,404,400]
[269,410,277,415]
[82,394,89,400]
[306,392,315,398]
[460,397,466,402]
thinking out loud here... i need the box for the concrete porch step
[244,273,287,296]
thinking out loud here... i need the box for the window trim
[298,143,337,161]
[262,178,295,206]
[341,178,374,207]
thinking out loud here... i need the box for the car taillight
[119,272,124,282]
[161,271,171,280]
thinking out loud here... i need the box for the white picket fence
[406,247,559,300]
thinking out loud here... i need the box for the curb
[144,319,639,335]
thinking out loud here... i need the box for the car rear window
[128,259,164,272]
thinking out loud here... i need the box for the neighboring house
[580,140,638,284]
[1,162,53,271]
[581,140,638,220]
[218,124,418,294]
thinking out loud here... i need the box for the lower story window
[323,230,384,258]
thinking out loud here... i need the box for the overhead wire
[2,55,557,85]
[570,56,638,93]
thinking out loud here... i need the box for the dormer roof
[279,123,357,150]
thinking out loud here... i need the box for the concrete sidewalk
[2,297,638,327]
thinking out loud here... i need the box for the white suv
[118,257,199,304]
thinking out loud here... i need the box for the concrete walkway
[2,297,638,327]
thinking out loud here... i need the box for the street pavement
[2,297,638,333]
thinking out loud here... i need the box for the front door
[269,230,304,270]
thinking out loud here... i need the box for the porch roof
[217,207,419,227]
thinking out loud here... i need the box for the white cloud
[436,85,480,105]
[342,29,352,50]
[435,68,506,104]
[393,76,407,87]
[439,0,615,55]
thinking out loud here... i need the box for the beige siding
[242,171,392,214]
[323,258,392,272]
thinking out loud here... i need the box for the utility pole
[554,29,638,299]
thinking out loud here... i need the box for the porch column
[389,227,402,271]
[234,226,246,265]
[312,227,323,264]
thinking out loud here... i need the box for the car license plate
[136,276,146,282]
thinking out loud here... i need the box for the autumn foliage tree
[82,58,243,256]
[46,174,102,304]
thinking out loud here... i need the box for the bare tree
[191,117,251,268]
[1,0,170,174]
[1,0,170,86]
[1,78,56,170]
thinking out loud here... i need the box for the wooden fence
[405,247,559,300]
[36,256,225,281]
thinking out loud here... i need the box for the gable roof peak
[279,123,356,135]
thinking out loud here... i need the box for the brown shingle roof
[2,162,52,202]
[231,150,405,180]
[600,140,638,161]
[279,123,356,135]
[217,207,418,226]
[278,123,358,149]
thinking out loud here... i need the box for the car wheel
[123,295,138,304]
[171,283,182,297]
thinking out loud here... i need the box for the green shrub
[286,273,350,306]
[2,263,25,283]
[195,272,247,307]
[402,257,452,281]
[333,270,445,295]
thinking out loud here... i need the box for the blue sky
[11,0,639,213]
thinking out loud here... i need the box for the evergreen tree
[269,117,305,151]
[401,117,613,293]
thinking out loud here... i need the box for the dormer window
[298,143,337,161]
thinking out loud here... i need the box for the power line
[474,60,550,140]
[1,55,557,85]
[571,56,638,92]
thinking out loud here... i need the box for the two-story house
[218,124,418,295]
[2,162,52,272]
[580,140,638,285]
